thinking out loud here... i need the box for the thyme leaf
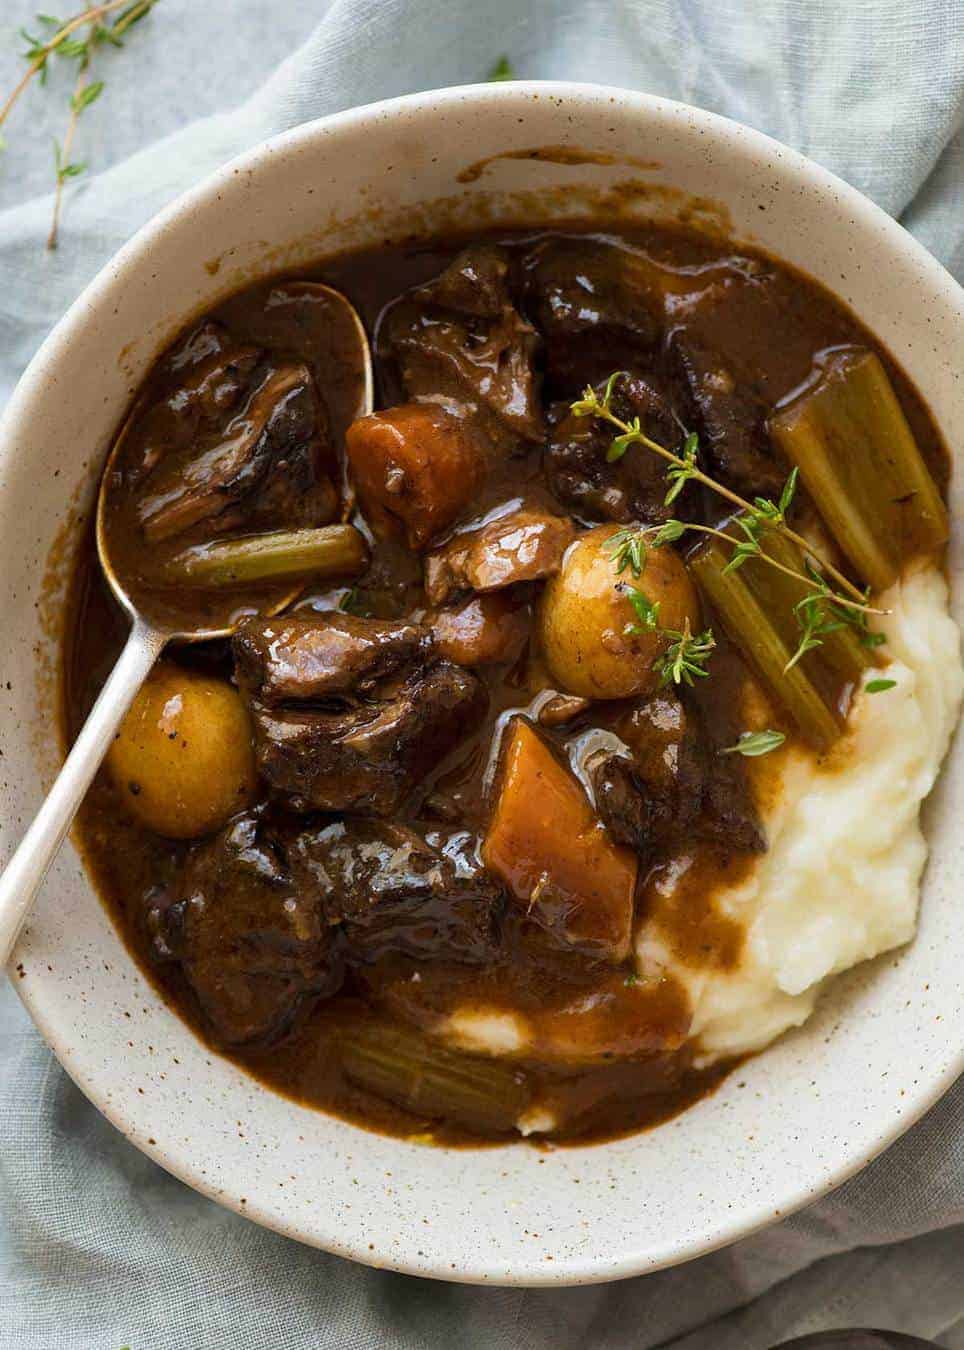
[606,418,641,463]
[721,729,786,757]
[487,55,514,80]
[2,1,161,249]
[624,585,660,633]
[572,376,882,620]
[654,618,715,688]
[720,513,765,575]
[606,527,649,578]
[71,78,103,112]
[664,430,699,504]
[652,518,687,545]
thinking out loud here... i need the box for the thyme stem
[4,1,160,248]
[47,40,92,250]
[581,395,876,611]
[653,521,880,615]
[0,0,134,132]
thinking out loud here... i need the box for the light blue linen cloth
[0,1,962,1345]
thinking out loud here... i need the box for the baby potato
[537,525,700,700]
[107,662,258,839]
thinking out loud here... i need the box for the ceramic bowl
[0,83,961,1286]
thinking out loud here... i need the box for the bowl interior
[0,83,961,1285]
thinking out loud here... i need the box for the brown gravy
[62,224,946,1146]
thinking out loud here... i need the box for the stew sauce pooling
[65,226,947,1145]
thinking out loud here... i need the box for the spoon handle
[0,620,165,968]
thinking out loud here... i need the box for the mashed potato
[440,564,960,1130]
[638,562,963,1063]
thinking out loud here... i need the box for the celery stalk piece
[339,1021,531,1134]
[769,349,948,591]
[159,524,368,589]
[691,531,868,751]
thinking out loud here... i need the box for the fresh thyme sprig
[608,513,866,620]
[575,375,888,672]
[656,619,716,688]
[2,1,160,249]
[572,378,878,611]
[610,518,881,676]
[622,586,715,687]
[784,563,861,672]
[48,39,101,250]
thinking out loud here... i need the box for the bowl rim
[4,79,964,1286]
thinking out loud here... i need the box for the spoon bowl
[0,281,372,965]
[96,280,374,643]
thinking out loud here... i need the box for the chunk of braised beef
[427,592,531,667]
[591,693,699,861]
[148,809,504,1043]
[687,641,768,854]
[122,321,262,489]
[423,503,575,605]
[233,614,487,815]
[697,740,767,855]
[240,368,338,528]
[148,813,341,1045]
[522,238,664,391]
[233,613,431,705]
[416,245,511,317]
[290,820,503,964]
[668,328,786,499]
[166,321,260,409]
[545,372,684,524]
[135,362,337,543]
[591,689,765,861]
[248,662,486,814]
[384,245,543,445]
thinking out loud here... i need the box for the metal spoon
[0,283,373,965]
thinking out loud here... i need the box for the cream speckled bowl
[1,84,961,1285]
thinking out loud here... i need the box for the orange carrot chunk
[345,403,485,550]
[482,718,637,963]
